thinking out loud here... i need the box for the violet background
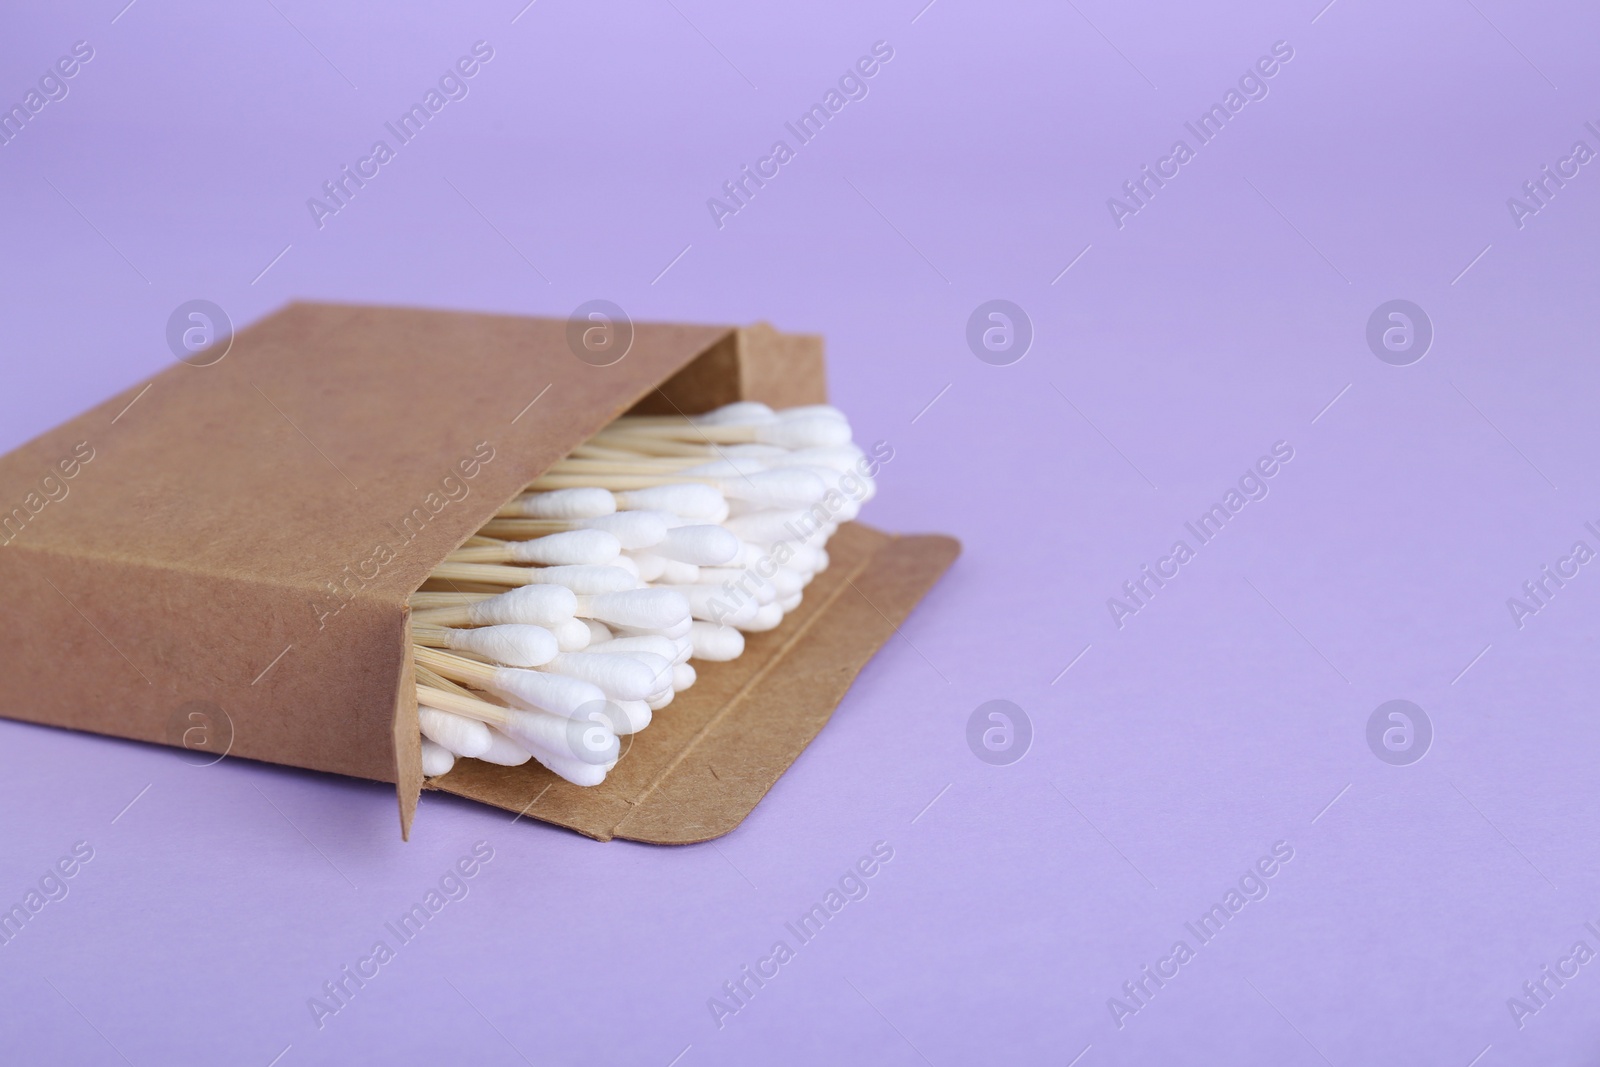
[3,0,1599,1063]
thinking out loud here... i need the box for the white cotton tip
[609,699,653,734]
[677,584,758,625]
[752,415,853,449]
[542,652,669,703]
[647,683,674,709]
[614,483,728,521]
[760,445,865,473]
[464,585,578,627]
[577,588,692,630]
[779,404,849,423]
[627,551,667,582]
[514,487,616,519]
[690,621,745,661]
[507,529,621,566]
[694,569,773,605]
[831,494,861,522]
[779,593,802,613]
[490,666,607,719]
[632,651,675,691]
[418,706,494,758]
[788,545,827,574]
[724,510,811,544]
[672,661,696,691]
[717,469,828,510]
[552,617,592,652]
[476,727,534,767]
[656,559,701,584]
[526,564,638,595]
[530,749,612,787]
[443,623,559,668]
[693,401,774,426]
[655,524,741,566]
[579,510,669,549]
[771,567,805,599]
[719,443,786,458]
[582,619,613,644]
[502,705,618,765]
[611,554,641,579]
[420,739,456,776]
[658,615,694,640]
[737,602,785,632]
[682,457,769,478]
[591,635,681,664]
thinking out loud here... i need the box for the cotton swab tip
[689,621,745,661]
[580,510,670,549]
[501,705,618,765]
[465,585,578,627]
[577,588,692,631]
[512,487,616,519]
[418,706,494,758]
[490,667,608,719]
[543,651,666,703]
[693,401,774,426]
[528,564,639,595]
[420,739,456,776]
[443,623,559,668]
[672,661,696,691]
[507,529,622,565]
[753,415,853,449]
[654,524,741,566]
[718,468,829,510]
[476,727,535,767]
[737,602,785,632]
[613,483,727,521]
[552,617,593,652]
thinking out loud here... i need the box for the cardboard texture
[0,302,958,842]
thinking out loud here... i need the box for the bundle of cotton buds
[408,401,877,786]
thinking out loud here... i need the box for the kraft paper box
[0,302,958,841]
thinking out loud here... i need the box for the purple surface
[3,0,1599,1063]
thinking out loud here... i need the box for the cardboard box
[0,303,959,841]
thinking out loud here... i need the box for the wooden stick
[584,433,716,457]
[415,684,512,728]
[571,443,660,460]
[596,423,758,444]
[546,456,703,471]
[414,645,499,687]
[479,518,584,540]
[410,592,495,627]
[415,663,462,693]
[429,562,554,588]
[607,415,701,428]
[412,605,477,626]
[411,591,496,608]
[446,545,523,563]
[411,624,455,648]
[417,578,507,595]
[528,473,723,491]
